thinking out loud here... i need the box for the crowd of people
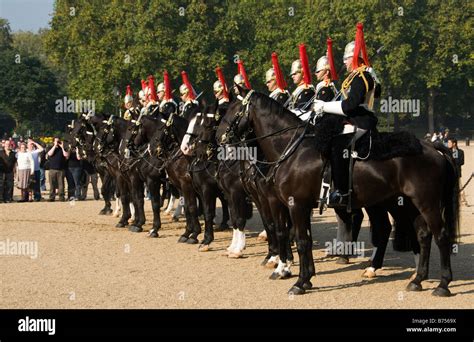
[0,136,100,203]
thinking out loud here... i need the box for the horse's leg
[99,173,113,215]
[288,204,314,294]
[129,177,145,233]
[216,194,230,231]
[227,188,248,258]
[148,177,162,238]
[270,203,292,279]
[116,179,131,228]
[407,215,432,292]
[198,183,216,251]
[183,185,201,244]
[333,208,353,264]
[362,206,392,278]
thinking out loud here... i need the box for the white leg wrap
[227,229,238,252]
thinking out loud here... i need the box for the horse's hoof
[186,237,199,244]
[228,251,243,259]
[128,225,143,233]
[336,256,349,264]
[265,261,278,269]
[115,222,127,228]
[362,268,377,278]
[178,236,188,243]
[288,286,305,295]
[406,281,422,292]
[302,281,313,290]
[198,244,210,252]
[281,271,292,279]
[432,287,451,297]
[269,272,281,280]
[148,230,159,238]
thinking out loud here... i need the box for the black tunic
[291,86,315,110]
[341,70,378,130]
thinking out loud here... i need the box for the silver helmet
[233,74,245,87]
[124,94,133,104]
[213,80,224,95]
[265,68,275,83]
[156,82,165,93]
[343,41,362,61]
[138,90,146,100]
[290,59,302,76]
[315,55,329,73]
[179,83,189,96]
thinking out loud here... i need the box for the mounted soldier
[214,67,230,118]
[314,38,339,102]
[179,71,199,121]
[141,75,160,116]
[265,52,290,105]
[288,44,315,111]
[313,23,381,207]
[159,70,178,115]
[123,85,140,121]
[233,59,251,100]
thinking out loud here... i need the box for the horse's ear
[200,97,207,109]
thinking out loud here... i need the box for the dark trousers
[65,168,75,199]
[0,171,14,201]
[49,169,65,200]
[40,167,46,191]
[33,170,41,200]
[82,172,100,200]
[69,167,82,199]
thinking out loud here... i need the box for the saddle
[352,130,423,161]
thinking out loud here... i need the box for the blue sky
[0,0,55,32]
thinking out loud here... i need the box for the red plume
[126,85,133,96]
[163,70,171,101]
[147,75,157,102]
[271,52,287,90]
[181,71,196,100]
[299,43,312,85]
[237,60,251,89]
[352,22,370,69]
[327,38,338,81]
[215,66,229,99]
[141,79,147,92]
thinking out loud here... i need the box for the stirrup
[327,191,349,208]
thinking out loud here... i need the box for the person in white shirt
[16,142,34,202]
[27,139,44,201]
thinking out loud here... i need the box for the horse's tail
[435,143,461,246]
[390,198,420,252]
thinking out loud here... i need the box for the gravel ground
[1,145,473,309]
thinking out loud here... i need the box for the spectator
[81,158,100,200]
[38,142,47,191]
[15,142,34,202]
[0,139,17,203]
[27,139,44,201]
[448,138,468,206]
[67,146,82,201]
[46,137,69,202]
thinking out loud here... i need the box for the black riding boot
[328,134,352,208]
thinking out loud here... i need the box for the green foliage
[2,0,473,135]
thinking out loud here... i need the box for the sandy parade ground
[1,144,473,310]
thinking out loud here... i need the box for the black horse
[68,115,115,215]
[218,87,459,296]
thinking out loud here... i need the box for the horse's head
[93,115,117,154]
[120,113,145,156]
[159,100,178,119]
[216,86,254,145]
[190,101,221,160]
